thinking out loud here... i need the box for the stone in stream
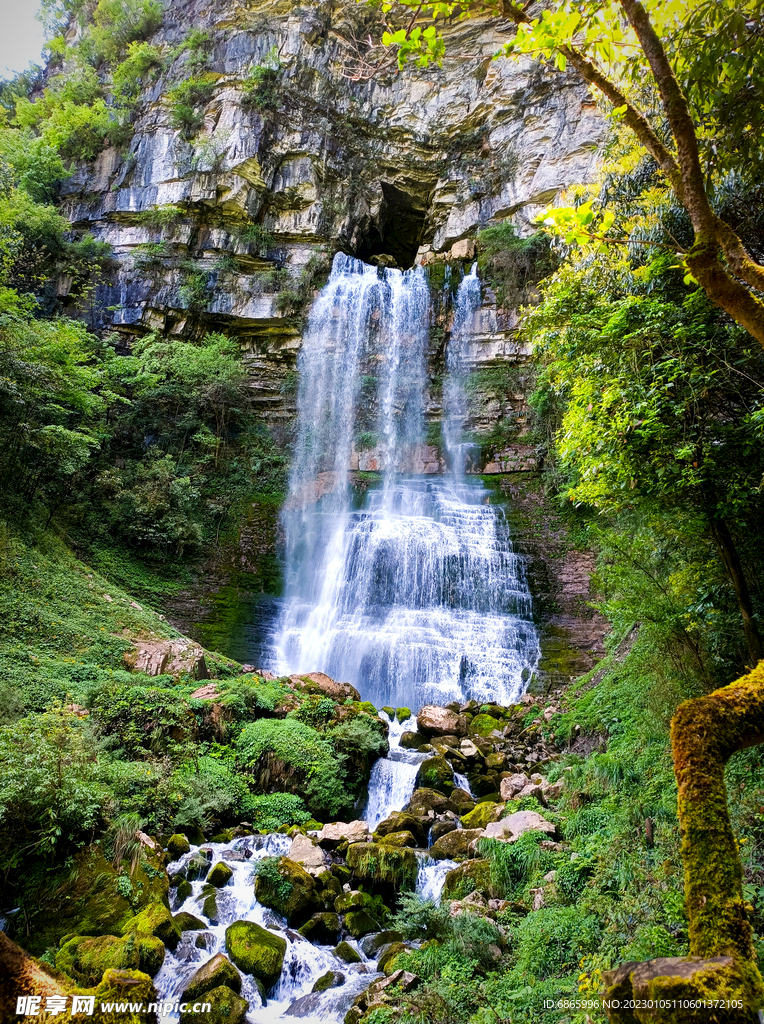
[360,930,404,957]
[317,820,368,848]
[173,911,206,933]
[312,969,346,992]
[254,857,318,925]
[345,909,382,938]
[298,912,341,945]
[206,861,233,887]
[428,828,484,861]
[179,985,248,1024]
[415,755,454,795]
[288,832,328,875]
[181,952,241,1001]
[406,788,457,816]
[185,849,212,881]
[166,833,190,859]
[399,730,420,749]
[428,819,458,843]
[377,941,408,974]
[225,920,287,989]
[374,811,428,846]
[333,940,362,964]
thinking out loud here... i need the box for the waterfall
[364,713,426,829]
[271,253,539,709]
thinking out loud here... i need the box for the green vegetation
[242,47,282,111]
[477,223,556,309]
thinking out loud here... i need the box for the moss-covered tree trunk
[671,662,764,972]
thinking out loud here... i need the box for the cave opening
[356,182,428,269]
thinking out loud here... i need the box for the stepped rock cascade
[272,254,540,708]
[365,713,427,830]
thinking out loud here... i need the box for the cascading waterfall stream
[271,254,540,709]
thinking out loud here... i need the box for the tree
[369,1,764,348]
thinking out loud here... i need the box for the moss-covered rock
[186,850,212,882]
[378,941,407,974]
[399,730,420,749]
[346,843,418,892]
[378,830,417,848]
[182,952,241,1001]
[334,890,372,914]
[176,880,193,903]
[122,903,181,951]
[334,940,363,964]
[345,909,382,938]
[360,930,404,957]
[56,932,165,985]
[381,706,395,719]
[298,912,341,945]
[207,861,233,888]
[374,810,428,846]
[429,828,483,861]
[442,859,493,901]
[415,755,454,794]
[313,969,346,992]
[396,707,412,723]
[225,920,287,989]
[180,984,248,1024]
[174,911,206,933]
[254,856,317,926]
[407,788,456,816]
[469,714,503,739]
[202,889,219,924]
[167,834,191,860]
[94,968,158,1024]
[460,801,505,829]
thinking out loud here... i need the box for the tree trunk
[708,516,763,668]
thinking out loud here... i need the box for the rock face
[124,639,209,679]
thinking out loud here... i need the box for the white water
[364,713,425,829]
[416,856,458,904]
[271,254,540,709]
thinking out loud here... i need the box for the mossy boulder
[207,862,233,888]
[176,880,193,903]
[167,834,191,860]
[182,825,206,846]
[56,932,165,985]
[180,985,248,1024]
[122,903,181,951]
[334,940,362,964]
[396,707,412,723]
[182,952,241,1001]
[460,801,505,829]
[186,850,212,882]
[298,912,341,945]
[313,969,346,992]
[202,890,219,924]
[469,714,503,739]
[399,730,420,749]
[378,941,407,974]
[94,968,158,1023]
[374,810,428,846]
[378,830,417,848]
[360,930,404,957]
[174,911,206,933]
[345,909,382,938]
[415,755,454,794]
[226,920,287,989]
[382,706,395,719]
[346,842,418,892]
[407,788,456,817]
[429,828,483,861]
[442,859,493,901]
[334,890,373,914]
[254,857,317,926]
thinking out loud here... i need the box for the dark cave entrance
[356,182,428,269]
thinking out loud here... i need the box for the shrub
[112,42,162,111]
[241,47,281,110]
[91,0,163,64]
[168,77,215,139]
[170,757,248,832]
[241,792,310,832]
[477,222,555,309]
[90,684,195,757]
[510,906,602,979]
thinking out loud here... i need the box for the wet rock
[182,952,241,1001]
[335,890,373,914]
[225,920,287,989]
[360,930,404,957]
[399,730,420,749]
[186,850,212,882]
[285,992,326,1017]
[298,912,341,945]
[346,842,418,892]
[483,810,557,843]
[318,821,368,848]
[374,811,428,846]
[174,911,206,933]
[417,706,467,738]
[254,857,318,926]
[312,969,345,992]
[122,902,181,951]
[56,932,165,984]
[407,789,457,817]
[377,941,407,974]
[344,909,382,938]
[415,755,454,795]
[167,834,190,860]
[428,820,458,843]
[201,889,219,924]
[180,985,248,1024]
[460,801,505,829]
[176,880,192,903]
[333,940,362,964]
[396,708,412,723]
[207,862,233,888]
[429,828,484,861]
[288,672,360,702]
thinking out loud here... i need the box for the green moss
[415,754,454,794]
[254,856,316,925]
[333,940,362,964]
[395,707,412,723]
[225,920,286,989]
[346,842,417,891]
[167,834,190,859]
[56,932,165,984]
[469,713,502,738]
[442,859,492,901]
[460,801,504,829]
[180,985,248,1024]
[182,952,241,1001]
[207,862,233,888]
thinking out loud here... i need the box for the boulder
[186,850,212,882]
[334,890,373,914]
[180,985,248,1024]
[182,953,241,1002]
[176,880,193,903]
[460,801,505,829]
[56,932,165,985]
[254,857,317,926]
[377,941,407,973]
[377,830,417,848]
[415,755,454,795]
[122,903,181,951]
[317,821,368,848]
[395,708,412,723]
[312,970,346,992]
[499,773,532,800]
[360,930,404,957]
[407,789,457,817]
[469,714,503,739]
[298,912,341,945]
[288,672,360,702]
[374,811,428,846]
[225,920,287,989]
[174,911,206,933]
[346,842,418,891]
[429,829,484,861]
[416,706,467,738]
[345,909,382,938]
[483,810,557,843]
[429,819,458,843]
[399,731,420,749]
[442,860,492,901]
[288,833,328,876]
[207,862,233,888]
[333,940,362,964]
[167,834,190,860]
[124,639,208,680]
